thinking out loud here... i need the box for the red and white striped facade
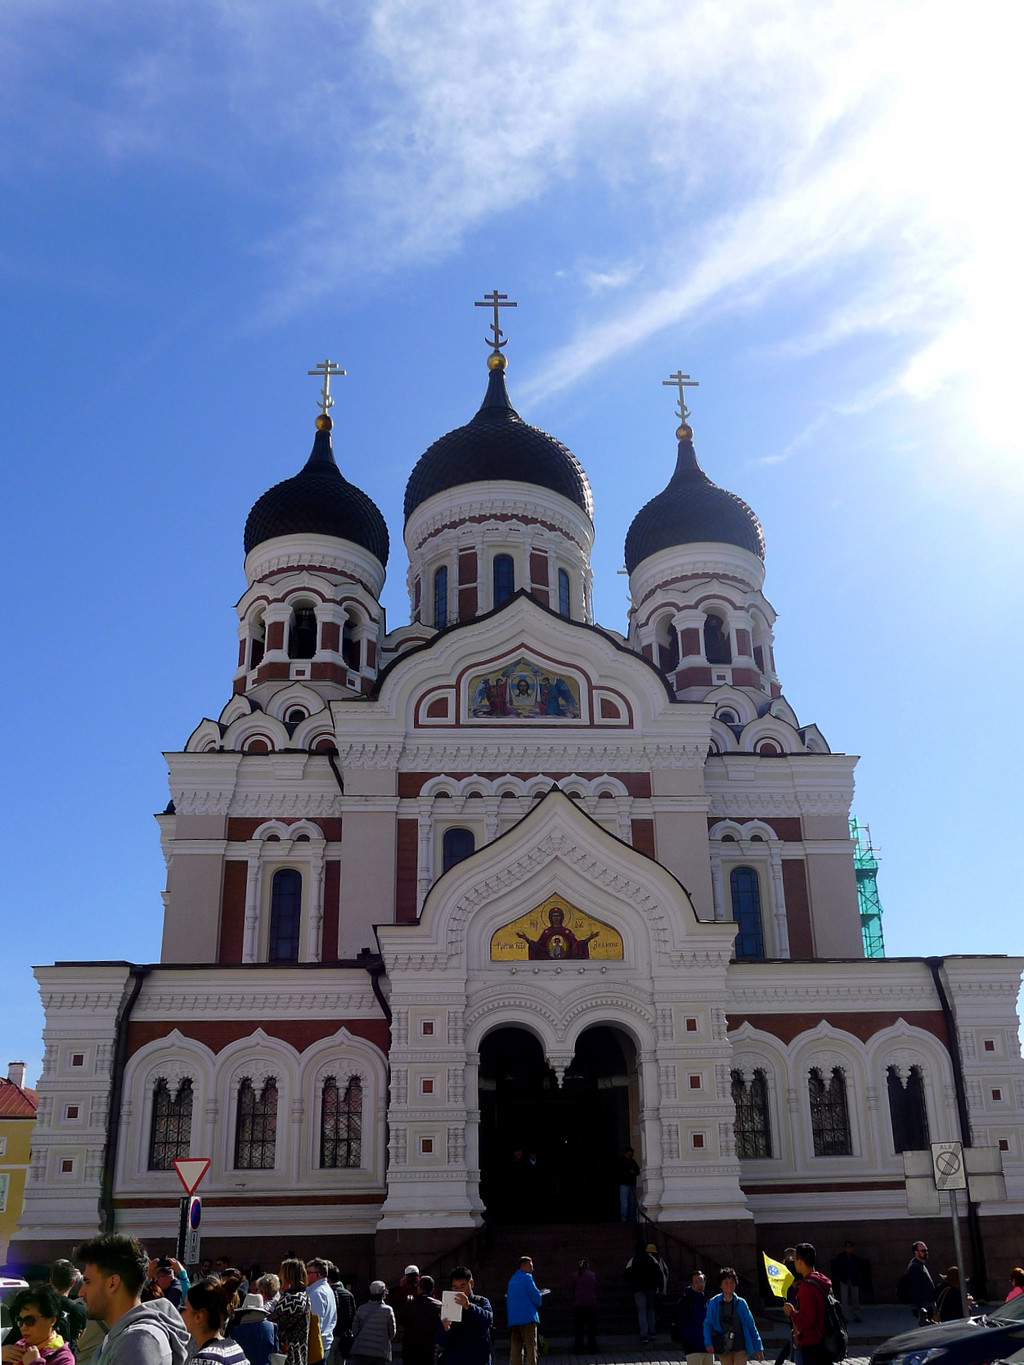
[16,387,1024,1294]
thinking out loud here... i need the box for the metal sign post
[932,1141,968,1317]
[172,1158,211,1267]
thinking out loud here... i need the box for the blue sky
[2,0,1022,1085]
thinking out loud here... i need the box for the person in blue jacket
[506,1257,543,1365]
[703,1268,764,1365]
[438,1267,493,1365]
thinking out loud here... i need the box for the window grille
[732,1068,772,1158]
[809,1066,852,1156]
[234,1076,278,1169]
[147,1077,193,1170]
[320,1075,362,1168]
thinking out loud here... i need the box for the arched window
[731,1069,772,1158]
[887,1065,930,1152]
[493,554,515,607]
[442,827,475,873]
[730,867,765,959]
[704,613,731,664]
[288,605,318,660]
[433,567,448,631]
[320,1075,362,1168]
[558,569,571,618]
[809,1066,852,1156]
[148,1077,193,1170]
[342,616,360,670]
[269,868,302,962]
[234,1076,278,1169]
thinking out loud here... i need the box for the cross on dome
[307,358,346,423]
[475,290,517,369]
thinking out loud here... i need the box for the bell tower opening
[478,1023,639,1224]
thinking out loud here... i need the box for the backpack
[807,1279,849,1363]
[896,1272,912,1304]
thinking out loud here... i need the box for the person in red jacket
[783,1244,832,1365]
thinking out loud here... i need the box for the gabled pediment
[377,787,735,972]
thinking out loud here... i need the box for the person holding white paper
[436,1269,492,1365]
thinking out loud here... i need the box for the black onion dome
[244,425,390,565]
[404,364,593,521]
[624,433,764,573]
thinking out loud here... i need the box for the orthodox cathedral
[14,301,1024,1295]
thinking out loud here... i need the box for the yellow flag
[763,1253,794,1299]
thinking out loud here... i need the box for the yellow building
[0,1062,37,1266]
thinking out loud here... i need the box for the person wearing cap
[348,1284,394,1365]
[388,1270,419,1318]
[228,1294,279,1365]
[397,1277,441,1365]
[625,1244,667,1343]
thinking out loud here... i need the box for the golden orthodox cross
[475,290,517,351]
[663,370,699,423]
[307,358,346,416]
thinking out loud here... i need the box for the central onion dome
[625,422,764,573]
[404,360,593,521]
[244,417,390,565]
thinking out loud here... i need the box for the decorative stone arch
[299,1028,389,1187]
[741,716,799,755]
[185,719,223,754]
[215,1028,300,1180]
[267,684,329,724]
[252,818,325,842]
[225,712,290,753]
[118,1030,217,1187]
[789,1021,871,1165]
[705,685,757,726]
[219,695,257,726]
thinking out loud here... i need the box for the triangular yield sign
[172,1157,211,1194]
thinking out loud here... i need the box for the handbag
[307,1312,324,1365]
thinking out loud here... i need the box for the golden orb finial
[316,413,333,431]
[676,421,693,441]
[487,351,508,371]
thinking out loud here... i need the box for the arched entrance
[478,1024,639,1223]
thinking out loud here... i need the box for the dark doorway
[479,1024,637,1224]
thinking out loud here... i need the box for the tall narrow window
[704,613,731,664]
[342,616,360,670]
[730,867,765,959]
[442,827,475,872]
[249,617,265,669]
[288,606,318,660]
[148,1077,193,1170]
[234,1076,278,1169]
[269,868,302,962]
[557,568,571,618]
[658,620,680,672]
[809,1066,852,1156]
[731,1069,772,1158]
[493,555,515,607]
[887,1065,930,1152]
[433,567,448,631]
[320,1075,363,1168]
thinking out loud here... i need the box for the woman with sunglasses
[180,1279,249,1365]
[2,1286,75,1365]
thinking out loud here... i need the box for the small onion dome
[244,416,390,565]
[404,361,593,521]
[624,429,764,573]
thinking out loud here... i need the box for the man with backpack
[51,1260,88,1355]
[783,1243,847,1365]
